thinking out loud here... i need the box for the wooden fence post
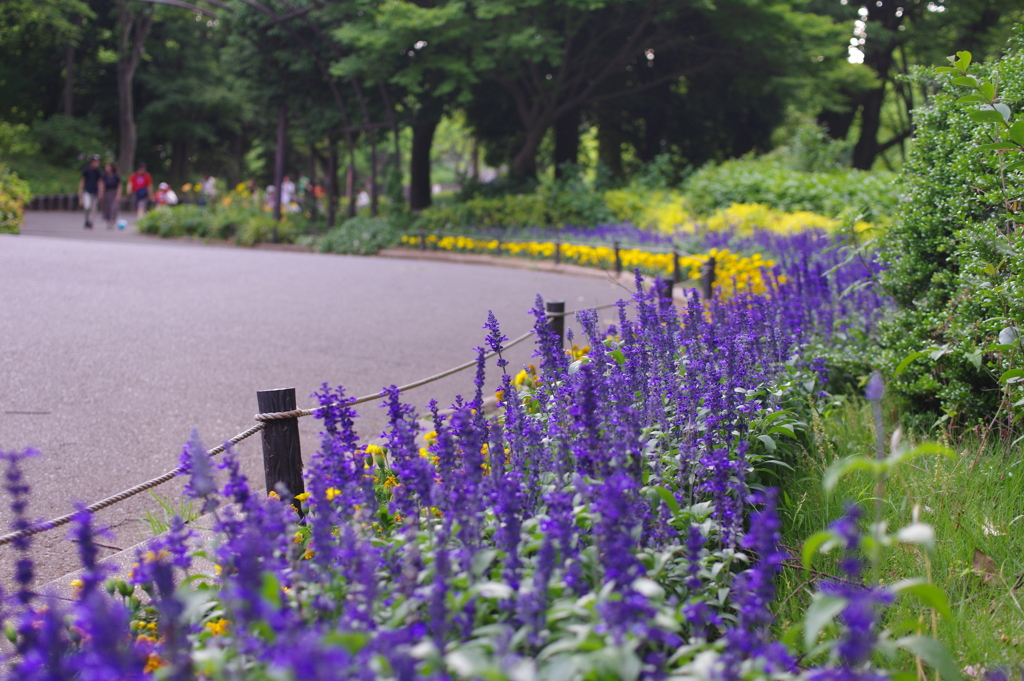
[545,300,565,348]
[554,239,561,265]
[672,247,681,284]
[256,387,305,507]
[700,256,716,300]
[614,241,622,276]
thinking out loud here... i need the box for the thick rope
[0,301,627,547]
[0,423,266,547]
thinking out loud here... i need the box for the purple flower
[865,371,885,403]
[484,310,509,370]
[178,429,218,512]
[1,447,40,603]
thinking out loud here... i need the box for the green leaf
[955,94,987,104]
[261,571,282,609]
[824,456,881,492]
[934,66,957,74]
[1000,368,1024,384]
[756,434,776,452]
[1005,160,1024,172]
[802,530,836,569]
[651,486,680,514]
[804,595,847,650]
[979,82,996,101]
[1010,120,1024,146]
[994,103,1012,122]
[977,142,1018,152]
[969,109,1007,124]
[954,51,972,71]
[966,349,983,370]
[895,635,962,681]
[894,350,932,377]
[890,579,953,620]
[951,76,977,87]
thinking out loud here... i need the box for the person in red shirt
[128,163,153,219]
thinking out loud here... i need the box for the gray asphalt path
[2,211,628,587]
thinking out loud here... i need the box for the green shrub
[879,41,1024,427]
[237,213,295,246]
[0,164,30,234]
[419,174,612,232]
[683,157,898,222]
[317,215,402,255]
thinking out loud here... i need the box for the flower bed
[2,237,955,681]
[401,235,778,298]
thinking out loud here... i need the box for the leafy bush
[419,175,612,232]
[30,115,113,167]
[879,43,1024,427]
[0,163,29,234]
[683,158,898,222]
[137,203,298,245]
[317,215,403,255]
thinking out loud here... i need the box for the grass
[142,491,200,536]
[775,397,1024,670]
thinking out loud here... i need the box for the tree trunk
[410,118,439,211]
[346,143,356,218]
[170,138,189,187]
[852,87,885,170]
[273,101,287,222]
[116,1,154,176]
[511,124,546,179]
[554,107,581,178]
[369,129,378,217]
[470,138,479,180]
[817,109,856,141]
[597,122,624,181]
[326,132,338,227]
[63,44,74,117]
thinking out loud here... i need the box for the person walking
[200,174,216,207]
[100,162,122,230]
[78,155,102,229]
[128,163,153,219]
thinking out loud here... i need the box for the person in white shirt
[281,175,296,208]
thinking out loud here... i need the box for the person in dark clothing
[101,162,122,229]
[78,155,103,229]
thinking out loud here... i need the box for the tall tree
[116,0,155,173]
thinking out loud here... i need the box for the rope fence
[0,301,629,548]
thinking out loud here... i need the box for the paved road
[2,211,627,586]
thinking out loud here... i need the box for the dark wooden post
[257,388,305,506]
[554,239,561,265]
[546,300,565,348]
[700,256,716,300]
[672,247,681,284]
[614,241,622,275]
[419,226,427,251]
[660,279,675,302]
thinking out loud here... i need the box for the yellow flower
[136,633,158,645]
[302,548,315,560]
[205,618,230,636]
[295,492,311,502]
[144,653,167,673]
[221,197,232,206]
[423,430,437,442]
[494,389,504,402]
[267,490,280,500]
[292,531,304,544]
[366,444,384,456]
[325,487,341,500]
